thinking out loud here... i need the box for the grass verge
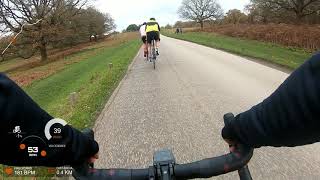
[163,31,312,69]
[25,39,140,128]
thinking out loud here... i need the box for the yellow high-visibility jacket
[145,20,160,33]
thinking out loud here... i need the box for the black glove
[221,113,241,144]
[72,128,96,177]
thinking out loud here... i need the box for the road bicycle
[73,114,254,180]
[148,38,157,70]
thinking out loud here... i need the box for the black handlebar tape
[174,147,253,179]
[74,169,150,180]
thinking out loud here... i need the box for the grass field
[163,31,312,69]
[24,39,140,129]
[0,33,141,179]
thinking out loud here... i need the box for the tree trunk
[200,21,204,30]
[39,37,48,61]
[296,12,305,24]
[295,1,306,24]
[262,16,268,24]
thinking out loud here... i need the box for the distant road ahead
[94,36,320,179]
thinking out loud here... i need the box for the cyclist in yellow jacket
[145,18,160,55]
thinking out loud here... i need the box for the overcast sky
[93,0,250,31]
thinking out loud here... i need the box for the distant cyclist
[145,18,160,55]
[139,22,148,57]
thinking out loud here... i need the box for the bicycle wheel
[152,40,156,69]
[146,49,149,62]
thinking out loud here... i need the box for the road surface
[94,36,320,179]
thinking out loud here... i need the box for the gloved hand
[221,113,241,151]
[72,129,98,177]
[81,129,99,164]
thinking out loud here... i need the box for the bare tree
[274,0,320,21]
[178,0,223,29]
[250,0,320,23]
[0,0,87,61]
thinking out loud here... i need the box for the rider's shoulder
[0,73,10,82]
[309,52,320,69]
[312,52,320,60]
[0,72,7,78]
[0,73,16,91]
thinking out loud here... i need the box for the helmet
[150,18,156,21]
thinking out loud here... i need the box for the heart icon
[4,167,14,176]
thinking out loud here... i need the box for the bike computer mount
[150,149,176,180]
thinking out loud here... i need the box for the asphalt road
[94,36,320,179]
